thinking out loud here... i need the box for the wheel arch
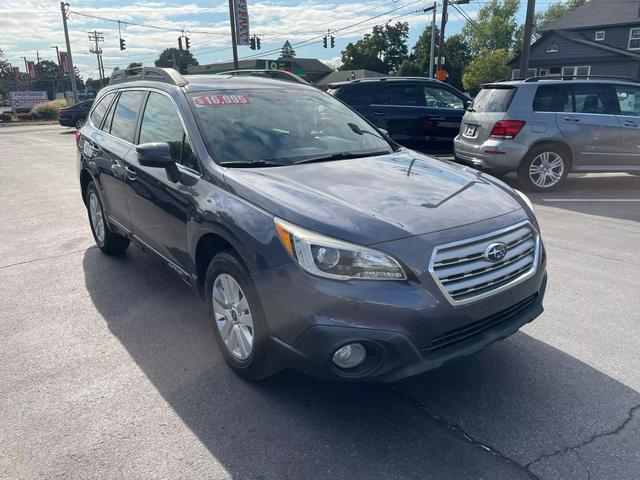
[79,168,94,206]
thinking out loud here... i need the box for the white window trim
[545,44,559,53]
[595,31,605,41]
[629,27,640,50]
[562,66,591,76]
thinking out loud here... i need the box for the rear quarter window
[472,87,516,112]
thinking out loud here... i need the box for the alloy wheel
[212,273,254,360]
[88,192,105,243]
[529,151,565,189]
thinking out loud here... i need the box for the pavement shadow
[82,246,640,479]
[501,173,640,223]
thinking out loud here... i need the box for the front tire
[85,182,130,255]
[205,251,283,381]
[518,145,569,192]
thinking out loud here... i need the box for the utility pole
[36,50,41,64]
[228,0,239,70]
[519,0,536,79]
[88,30,105,87]
[60,1,78,104]
[429,1,437,77]
[437,0,448,79]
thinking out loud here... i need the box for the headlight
[514,189,535,213]
[274,218,406,281]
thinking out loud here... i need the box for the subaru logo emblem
[484,242,508,262]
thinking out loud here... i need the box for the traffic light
[256,37,261,50]
[322,36,327,48]
[185,37,190,49]
[330,36,335,48]
[250,36,256,50]
[119,38,126,51]
[178,36,183,50]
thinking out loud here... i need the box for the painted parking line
[542,198,640,202]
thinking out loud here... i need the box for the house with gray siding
[510,0,640,80]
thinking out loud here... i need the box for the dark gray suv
[78,68,547,382]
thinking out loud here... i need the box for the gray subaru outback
[454,76,640,191]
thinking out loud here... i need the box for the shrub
[16,113,32,121]
[32,99,67,120]
[0,113,12,123]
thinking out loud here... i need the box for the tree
[35,60,60,79]
[154,48,199,74]
[534,0,587,36]
[396,25,440,76]
[462,0,520,56]
[0,49,13,80]
[340,22,409,74]
[127,62,142,70]
[85,77,102,92]
[280,41,296,58]
[444,34,472,91]
[462,49,512,94]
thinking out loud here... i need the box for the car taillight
[58,108,67,117]
[490,120,525,139]
[75,130,81,142]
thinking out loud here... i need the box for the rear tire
[518,145,570,192]
[85,182,130,255]
[205,251,283,381]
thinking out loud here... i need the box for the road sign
[9,91,48,111]
[233,0,250,46]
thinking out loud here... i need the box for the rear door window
[337,84,380,106]
[532,85,565,112]
[109,90,146,143]
[565,84,616,115]
[377,84,425,106]
[471,88,516,112]
[89,93,114,128]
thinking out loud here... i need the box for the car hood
[223,151,523,245]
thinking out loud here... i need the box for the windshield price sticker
[193,94,250,106]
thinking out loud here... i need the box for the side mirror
[136,142,180,182]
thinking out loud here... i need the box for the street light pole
[228,0,239,70]
[60,1,78,104]
[519,0,536,79]
[429,1,437,78]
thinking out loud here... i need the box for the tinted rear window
[472,88,516,112]
[336,84,380,105]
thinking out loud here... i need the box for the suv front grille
[428,221,540,306]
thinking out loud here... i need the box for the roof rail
[523,75,639,83]
[110,67,188,86]
[215,69,309,85]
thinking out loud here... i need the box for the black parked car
[59,99,94,128]
[328,77,471,153]
[77,68,546,382]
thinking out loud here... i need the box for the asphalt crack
[390,387,541,480]
[525,402,640,472]
[0,246,96,271]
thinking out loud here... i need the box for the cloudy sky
[1,0,546,80]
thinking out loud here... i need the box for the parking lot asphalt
[1,124,639,480]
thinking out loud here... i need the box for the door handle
[428,115,446,121]
[372,111,385,117]
[563,117,580,123]
[125,165,137,180]
[623,121,639,127]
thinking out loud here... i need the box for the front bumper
[273,277,545,382]
[454,135,528,172]
[253,212,547,382]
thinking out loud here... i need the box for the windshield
[189,88,393,166]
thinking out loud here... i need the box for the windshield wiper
[219,160,285,168]
[294,150,391,165]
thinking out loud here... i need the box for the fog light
[332,343,366,369]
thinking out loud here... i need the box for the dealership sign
[9,91,48,111]
[233,0,250,46]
